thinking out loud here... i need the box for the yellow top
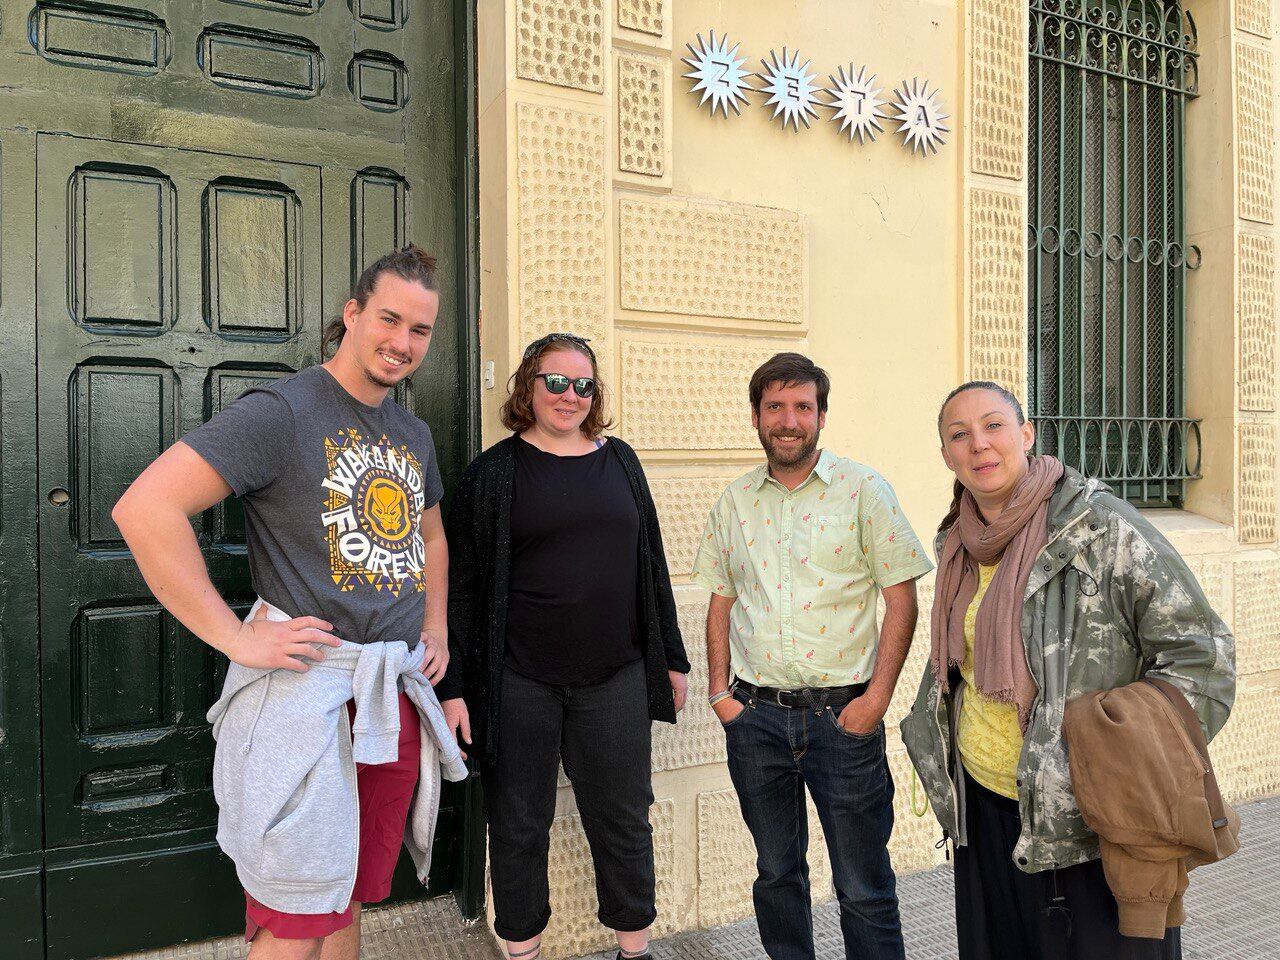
[957,561,1024,800]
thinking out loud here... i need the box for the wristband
[707,689,734,708]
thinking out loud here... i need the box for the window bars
[1028,0,1201,506]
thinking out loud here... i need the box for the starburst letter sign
[824,64,885,144]
[681,31,754,118]
[891,77,950,156]
[758,47,821,131]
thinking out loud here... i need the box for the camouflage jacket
[899,468,1235,873]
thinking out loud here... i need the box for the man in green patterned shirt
[693,353,932,960]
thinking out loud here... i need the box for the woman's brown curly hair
[500,335,614,440]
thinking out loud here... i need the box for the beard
[759,425,819,469]
[363,368,402,389]
[362,354,412,389]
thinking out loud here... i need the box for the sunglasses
[534,373,596,398]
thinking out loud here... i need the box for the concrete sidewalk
[106,898,497,960]
[113,797,1279,960]
[582,796,1280,960]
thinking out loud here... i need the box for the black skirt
[954,774,1182,960]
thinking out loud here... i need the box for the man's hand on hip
[229,614,343,671]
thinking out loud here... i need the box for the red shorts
[245,691,421,942]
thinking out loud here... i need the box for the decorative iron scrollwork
[1030,0,1197,97]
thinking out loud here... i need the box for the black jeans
[482,659,656,942]
[724,687,905,960]
[955,775,1183,960]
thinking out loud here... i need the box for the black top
[440,435,689,759]
[505,437,642,685]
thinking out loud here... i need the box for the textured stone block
[1236,42,1275,224]
[616,51,667,178]
[1185,554,1233,632]
[516,0,604,93]
[517,103,608,348]
[1211,679,1280,804]
[539,799,677,959]
[1238,422,1278,543]
[620,333,792,450]
[1236,0,1274,38]
[618,0,664,37]
[888,748,942,875]
[696,788,833,929]
[970,0,1025,180]
[650,475,729,578]
[651,591,728,772]
[1232,556,1280,676]
[886,577,935,739]
[618,195,806,323]
[1239,233,1277,412]
[970,188,1026,400]
[695,789,754,929]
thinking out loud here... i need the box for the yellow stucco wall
[477,2,1280,956]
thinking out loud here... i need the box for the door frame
[450,0,485,925]
[0,127,47,960]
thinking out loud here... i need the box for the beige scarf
[930,455,1064,730]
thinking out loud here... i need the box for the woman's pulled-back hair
[936,380,1025,440]
[501,334,613,440]
[321,244,439,359]
[936,380,1028,533]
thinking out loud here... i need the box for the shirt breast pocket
[810,514,859,573]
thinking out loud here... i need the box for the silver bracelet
[707,689,734,708]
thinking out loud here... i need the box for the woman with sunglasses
[438,333,689,960]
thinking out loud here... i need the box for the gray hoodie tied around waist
[207,599,469,914]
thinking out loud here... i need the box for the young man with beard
[113,246,460,960]
[693,353,933,960]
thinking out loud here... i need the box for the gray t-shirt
[183,365,444,647]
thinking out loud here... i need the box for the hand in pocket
[713,696,746,726]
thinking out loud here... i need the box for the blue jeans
[723,686,905,960]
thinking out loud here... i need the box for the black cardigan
[438,435,689,759]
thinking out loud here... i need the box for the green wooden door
[34,139,323,952]
[0,0,474,957]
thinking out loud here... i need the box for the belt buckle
[772,689,793,708]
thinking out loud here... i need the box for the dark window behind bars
[1028,0,1202,506]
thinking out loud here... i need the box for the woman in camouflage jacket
[900,381,1235,960]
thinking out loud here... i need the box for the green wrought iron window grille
[1028,0,1202,507]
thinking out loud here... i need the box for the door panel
[37,133,320,849]
[74,364,177,550]
[351,167,409,285]
[71,166,175,329]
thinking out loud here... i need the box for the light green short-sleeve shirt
[693,449,934,688]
